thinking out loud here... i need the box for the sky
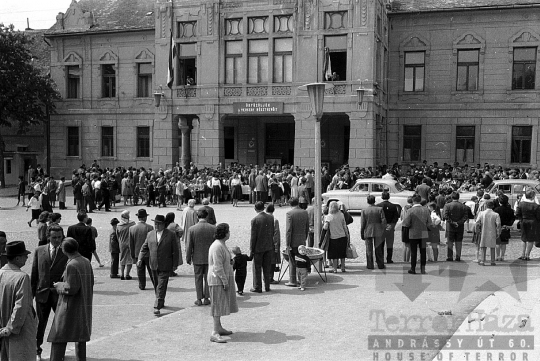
[1,0,73,30]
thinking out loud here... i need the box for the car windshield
[485,183,495,193]
[394,182,404,192]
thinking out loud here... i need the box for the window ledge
[505,90,538,101]
[99,156,117,160]
[398,91,427,100]
[450,90,483,95]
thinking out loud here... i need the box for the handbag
[346,243,358,259]
[318,223,330,251]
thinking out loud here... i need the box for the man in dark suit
[249,201,274,293]
[361,195,387,269]
[285,197,309,287]
[97,175,111,211]
[376,191,401,263]
[66,211,95,261]
[255,171,268,203]
[199,198,217,225]
[73,177,85,213]
[137,215,179,315]
[31,225,68,360]
[415,178,431,202]
[249,169,257,204]
[186,209,216,306]
[443,192,468,261]
[402,194,432,274]
[129,209,154,290]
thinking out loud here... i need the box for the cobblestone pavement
[0,192,538,361]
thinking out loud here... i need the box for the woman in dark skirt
[324,201,350,273]
[230,173,243,207]
[494,194,515,261]
[401,196,413,262]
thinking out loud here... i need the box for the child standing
[26,191,42,227]
[86,217,104,267]
[232,246,252,295]
[295,245,311,291]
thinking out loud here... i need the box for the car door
[349,182,370,210]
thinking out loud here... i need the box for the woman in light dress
[207,223,238,343]
[476,200,501,266]
[290,172,299,199]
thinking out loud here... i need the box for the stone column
[178,116,192,169]
[293,113,314,168]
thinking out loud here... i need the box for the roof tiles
[47,0,154,35]
[390,0,540,12]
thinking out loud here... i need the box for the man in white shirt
[382,170,394,180]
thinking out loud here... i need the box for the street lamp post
[298,82,333,249]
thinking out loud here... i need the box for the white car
[459,179,540,205]
[322,179,414,212]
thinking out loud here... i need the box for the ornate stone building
[44,0,540,178]
[46,0,386,176]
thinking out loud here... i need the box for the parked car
[459,179,540,205]
[322,179,415,212]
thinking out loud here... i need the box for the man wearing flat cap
[138,214,179,315]
[0,241,37,361]
[129,209,155,290]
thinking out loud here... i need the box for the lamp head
[356,88,365,105]
[153,85,164,107]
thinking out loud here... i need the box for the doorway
[265,122,294,165]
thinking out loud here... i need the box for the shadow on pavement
[228,330,305,344]
[166,287,196,293]
[87,357,143,361]
[93,290,139,296]
[236,295,270,308]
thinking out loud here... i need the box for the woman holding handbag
[494,195,515,262]
[323,201,350,273]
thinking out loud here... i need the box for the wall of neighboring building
[387,8,540,168]
[48,29,166,177]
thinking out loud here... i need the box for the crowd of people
[1,159,540,356]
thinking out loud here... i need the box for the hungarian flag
[166,30,176,88]
[323,47,332,81]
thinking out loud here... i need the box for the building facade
[387,1,540,169]
[44,0,540,179]
[46,0,386,177]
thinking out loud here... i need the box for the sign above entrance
[233,102,284,115]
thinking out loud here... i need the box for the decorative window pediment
[453,32,485,55]
[511,29,540,44]
[134,49,155,61]
[99,50,118,63]
[63,52,83,65]
[401,35,429,50]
